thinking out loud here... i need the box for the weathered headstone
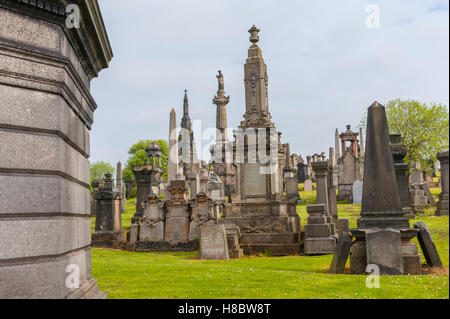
[414,221,443,268]
[224,224,244,259]
[329,231,353,274]
[188,192,218,241]
[418,182,436,206]
[352,180,362,204]
[365,229,403,275]
[200,224,230,260]
[165,180,190,243]
[304,179,313,192]
[140,193,165,242]
[436,151,449,216]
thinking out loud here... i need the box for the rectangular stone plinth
[305,224,331,238]
[304,237,336,255]
[140,222,165,242]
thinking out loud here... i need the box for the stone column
[327,149,338,220]
[436,151,449,216]
[0,0,112,298]
[311,161,329,214]
[335,128,341,161]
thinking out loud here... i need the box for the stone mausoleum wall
[0,0,112,298]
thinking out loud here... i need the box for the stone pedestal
[140,194,165,242]
[164,180,190,243]
[436,151,449,216]
[224,224,244,259]
[304,204,336,255]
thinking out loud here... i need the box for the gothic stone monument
[0,0,112,298]
[92,174,124,248]
[220,26,301,256]
[336,125,363,202]
[349,102,422,275]
[132,142,164,219]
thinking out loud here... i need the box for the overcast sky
[91,0,449,166]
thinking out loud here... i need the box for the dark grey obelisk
[349,102,422,275]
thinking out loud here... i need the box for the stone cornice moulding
[1,0,113,80]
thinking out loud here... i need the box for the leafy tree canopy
[90,161,115,183]
[123,139,168,182]
[360,99,449,175]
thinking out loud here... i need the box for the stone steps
[239,233,300,245]
[240,243,301,256]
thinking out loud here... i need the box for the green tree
[360,99,449,175]
[90,161,115,183]
[123,139,169,183]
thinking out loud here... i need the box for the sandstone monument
[336,125,364,202]
[0,0,112,298]
[219,26,301,256]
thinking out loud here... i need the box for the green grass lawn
[91,188,449,299]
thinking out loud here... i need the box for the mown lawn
[91,187,449,299]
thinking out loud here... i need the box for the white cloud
[91,0,449,165]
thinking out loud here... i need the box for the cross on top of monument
[249,25,260,45]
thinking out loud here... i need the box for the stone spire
[116,161,122,188]
[335,128,340,161]
[358,102,408,229]
[240,25,273,128]
[213,70,230,142]
[168,108,179,182]
[181,89,192,130]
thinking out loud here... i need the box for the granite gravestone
[352,180,362,204]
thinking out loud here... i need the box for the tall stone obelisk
[168,108,179,183]
[349,102,422,275]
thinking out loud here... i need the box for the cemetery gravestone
[200,224,230,260]
[352,180,362,204]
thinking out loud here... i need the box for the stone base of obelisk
[220,200,302,256]
[436,193,449,216]
[349,228,422,275]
